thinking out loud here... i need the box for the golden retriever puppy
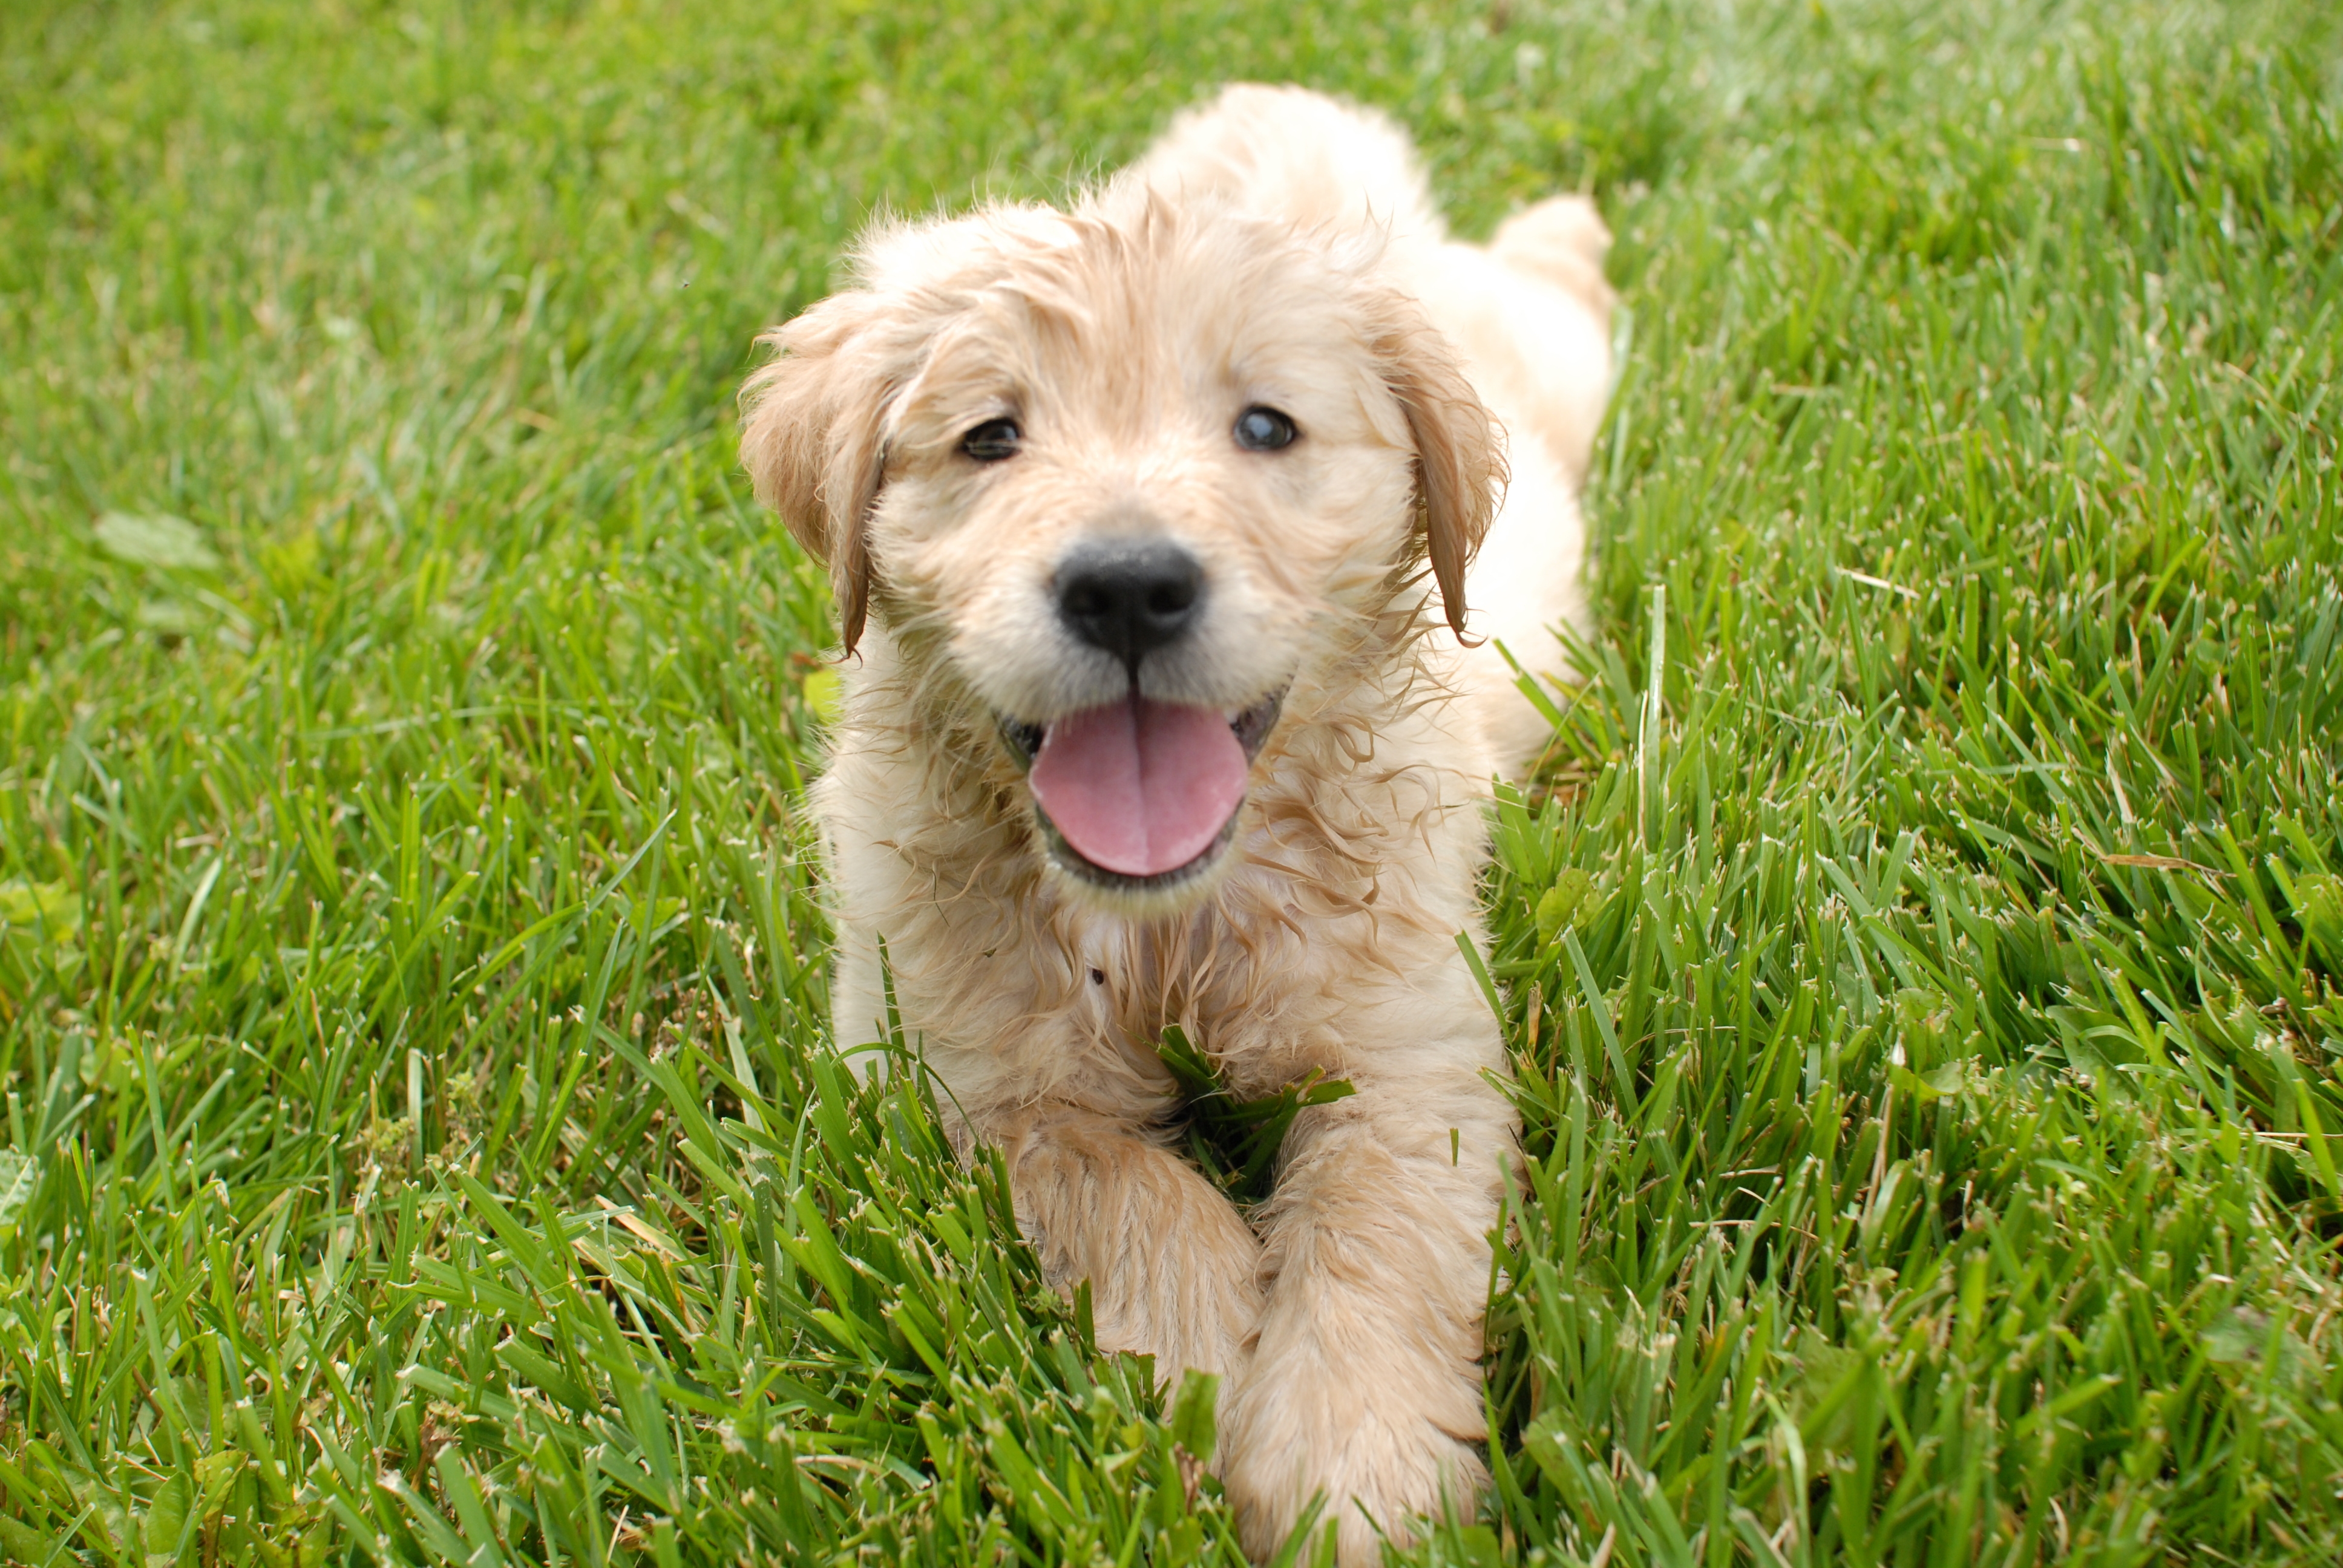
[740,83,1612,1563]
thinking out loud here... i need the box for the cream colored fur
[740,83,1612,1564]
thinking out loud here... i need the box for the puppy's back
[1127,83,1447,250]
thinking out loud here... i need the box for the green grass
[2,0,2341,1562]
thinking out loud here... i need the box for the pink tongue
[1029,696,1249,878]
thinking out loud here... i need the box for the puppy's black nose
[1055,540,1205,667]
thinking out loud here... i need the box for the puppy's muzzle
[991,537,1284,897]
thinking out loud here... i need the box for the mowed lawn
[3,0,2341,1562]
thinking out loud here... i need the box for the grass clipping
[1156,1025,1355,1205]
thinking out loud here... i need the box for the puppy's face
[743,194,1497,910]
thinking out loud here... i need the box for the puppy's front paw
[1217,1370,1487,1565]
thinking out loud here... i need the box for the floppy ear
[1373,307,1506,642]
[739,293,893,655]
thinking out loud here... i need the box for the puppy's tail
[1126,83,1447,250]
[1491,194,1616,326]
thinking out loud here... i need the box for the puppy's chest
[1064,904,1347,1099]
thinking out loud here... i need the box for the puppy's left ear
[739,291,893,655]
[1375,308,1506,642]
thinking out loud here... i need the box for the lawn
[2,0,2341,1562]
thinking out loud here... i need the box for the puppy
[741,83,1612,1563]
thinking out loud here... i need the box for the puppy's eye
[961,418,1021,462]
[1233,405,1298,451]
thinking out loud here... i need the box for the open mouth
[997,690,1283,892]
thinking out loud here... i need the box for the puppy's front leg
[992,1103,1265,1386]
[1218,1054,1514,1563]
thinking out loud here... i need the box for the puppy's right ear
[739,293,892,655]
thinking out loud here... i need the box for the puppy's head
[742,189,1500,910]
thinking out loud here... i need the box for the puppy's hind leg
[995,1105,1265,1386]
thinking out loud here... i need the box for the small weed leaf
[0,878,84,1008]
[1535,868,1596,943]
[0,1152,36,1239]
[0,878,79,934]
[1170,1368,1222,1467]
[92,511,221,572]
[800,665,844,725]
